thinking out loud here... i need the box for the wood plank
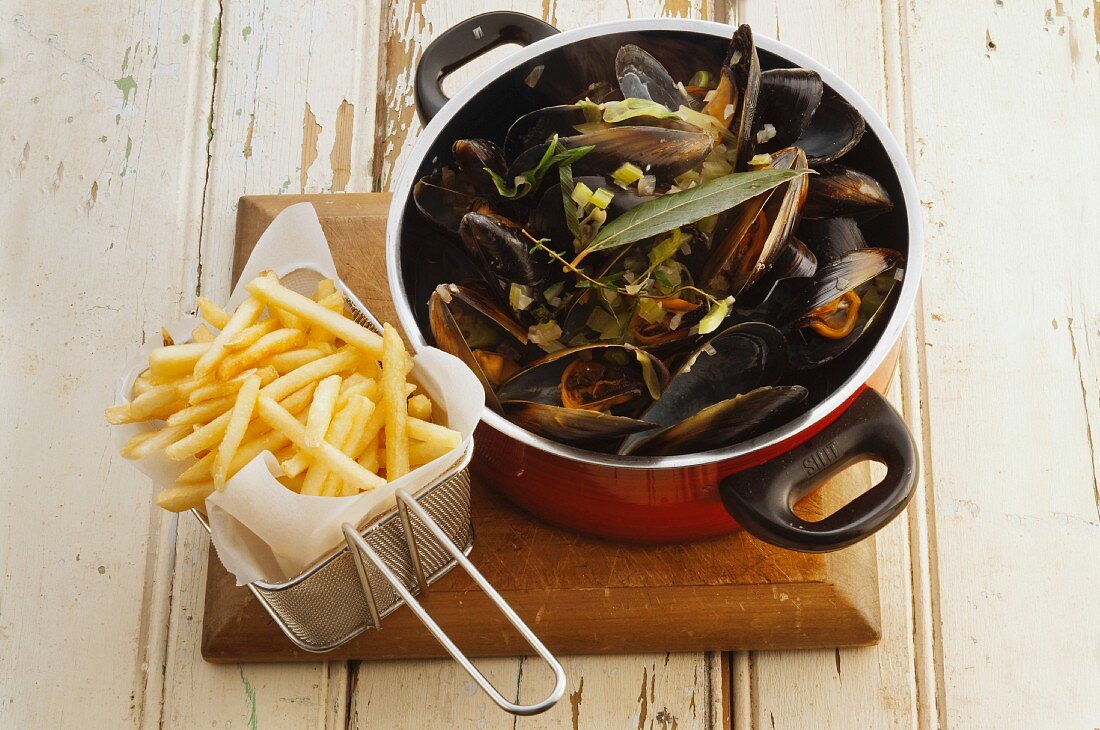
[204,192,881,664]
[0,2,216,727]
[360,0,727,724]
[158,0,383,725]
[904,0,1100,726]
[729,2,928,727]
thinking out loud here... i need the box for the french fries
[304,374,342,448]
[107,274,461,512]
[381,324,411,479]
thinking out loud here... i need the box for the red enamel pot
[386,13,922,552]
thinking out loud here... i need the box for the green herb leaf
[487,137,594,200]
[578,169,807,258]
[559,162,584,240]
[602,98,679,123]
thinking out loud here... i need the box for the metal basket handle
[341,488,566,716]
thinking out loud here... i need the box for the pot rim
[386,17,923,470]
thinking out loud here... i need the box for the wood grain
[904,0,1100,726]
[8,0,1099,724]
[201,192,881,663]
[159,1,384,725]
[0,2,216,726]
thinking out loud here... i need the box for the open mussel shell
[453,138,507,186]
[785,247,904,368]
[619,322,787,454]
[797,88,866,165]
[788,270,902,369]
[429,284,528,412]
[755,68,823,152]
[803,166,893,219]
[703,24,761,169]
[615,44,695,111]
[735,236,818,313]
[789,247,902,320]
[797,216,867,263]
[624,385,809,456]
[459,211,551,290]
[504,105,587,162]
[701,146,809,294]
[504,401,656,446]
[508,126,714,184]
[497,343,667,414]
[413,179,498,232]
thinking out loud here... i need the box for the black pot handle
[414,12,560,124]
[719,388,918,553]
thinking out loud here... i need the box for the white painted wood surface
[2,0,1098,727]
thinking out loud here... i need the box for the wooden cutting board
[201,193,882,662]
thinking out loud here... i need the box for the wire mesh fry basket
[195,266,565,716]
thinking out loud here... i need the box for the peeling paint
[119,136,132,177]
[569,676,584,730]
[114,75,137,105]
[210,16,221,62]
[243,113,254,158]
[329,99,354,192]
[300,102,321,192]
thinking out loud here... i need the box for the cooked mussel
[459,211,552,293]
[783,247,904,368]
[797,216,868,263]
[702,24,761,169]
[504,402,656,446]
[615,44,696,111]
[702,146,810,295]
[508,126,714,184]
[496,344,666,442]
[796,88,866,165]
[625,385,809,456]
[803,165,893,219]
[429,284,528,411]
[619,322,790,455]
[754,68,824,152]
[452,138,508,189]
[413,179,497,230]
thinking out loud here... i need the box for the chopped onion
[668,313,684,331]
[755,123,777,144]
[542,280,565,304]
[509,283,534,311]
[748,153,773,168]
[528,321,563,352]
[637,174,657,196]
[723,103,736,120]
[703,89,717,102]
[523,65,545,88]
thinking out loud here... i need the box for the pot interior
[395,26,911,459]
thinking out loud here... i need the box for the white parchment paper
[112,203,484,585]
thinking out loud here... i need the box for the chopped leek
[697,296,734,335]
[571,181,595,207]
[602,98,679,123]
[688,70,712,88]
[589,187,615,210]
[612,162,644,186]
